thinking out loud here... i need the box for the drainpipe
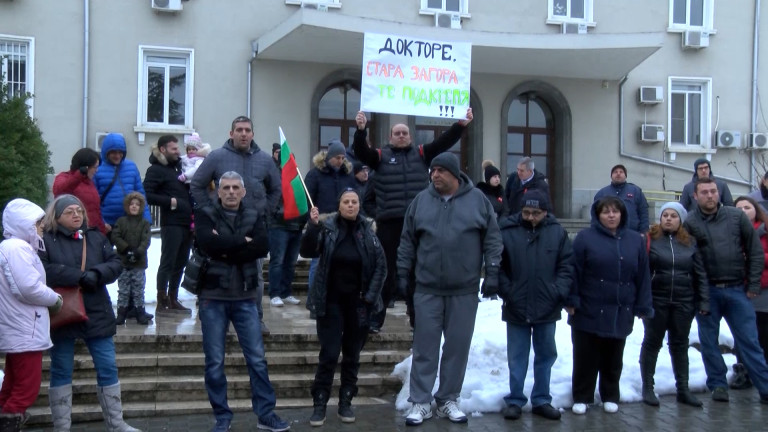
[246,42,258,118]
[751,0,761,187]
[618,76,751,187]
[81,0,90,148]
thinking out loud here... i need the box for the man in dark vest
[352,108,473,332]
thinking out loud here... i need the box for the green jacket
[111,215,151,269]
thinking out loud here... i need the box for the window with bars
[669,78,711,148]
[0,36,33,113]
[137,46,194,129]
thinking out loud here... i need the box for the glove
[48,294,64,315]
[481,265,499,298]
[178,173,187,182]
[397,277,410,299]
[78,165,89,176]
[126,250,137,264]
[79,270,100,291]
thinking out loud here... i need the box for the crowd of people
[2,112,768,431]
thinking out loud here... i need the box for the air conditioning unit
[435,12,461,29]
[93,132,123,152]
[715,130,742,148]
[638,86,663,104]
[639,124,665,143]
[151,0,182,12]
[749,133,768,149]
[682,30,709,49]
[561,22,588,34]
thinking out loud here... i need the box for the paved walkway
[25,391,768,431]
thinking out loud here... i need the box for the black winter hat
[353,161,368,175]
[694,157,711,172]
[430,153,461,179]
[611,164,627,176]
[522,189,550,211]
[484,164,501,183]
[272,143,281,152]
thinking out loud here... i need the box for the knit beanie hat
[185,133,203,150]
[659,201,687,223]
[611,164,627,176]
[522,189,550,211]
[430,153,461,180]
[693,158,711,172]
[353,161,367,175]
[484,163,501,183]
[54,195,82,219]
[326,139,346,160]
[272,143,281,152]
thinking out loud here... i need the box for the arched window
[316,82,374,152]
[506,94,554,177]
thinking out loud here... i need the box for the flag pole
[295,165,315,209]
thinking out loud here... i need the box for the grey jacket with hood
[397,173,503,296]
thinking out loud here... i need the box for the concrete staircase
[559,218,591,239]
[17,260,413,426]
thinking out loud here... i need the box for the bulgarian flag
[279,127,311,219]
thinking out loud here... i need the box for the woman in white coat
[0,199,62,431]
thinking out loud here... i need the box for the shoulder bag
[50,236,89,329]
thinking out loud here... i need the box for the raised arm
[351,111,381,170]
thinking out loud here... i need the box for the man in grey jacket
[190,116,281,335]
[397,153,502,426]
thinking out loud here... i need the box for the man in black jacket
[497,190,573,421]
[505,157,551,215]
[353,108,472,332]
[195,171,289,432]
[683,177,768,404]
[143,135,192,314]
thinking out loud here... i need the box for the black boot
[338,387,356,423]
[639,348,659,406]
[671,348,702,407]
[0,413,22,432]
[156,289,170,314]
[309,389,329,427]
[135,306,152,325]
[115,306,127,325]
[730,363,752,390]
[168,286,191,312]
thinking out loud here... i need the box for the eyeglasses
[61,208,84,217]
[522,209,544,218]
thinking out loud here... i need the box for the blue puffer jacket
[93,134,152,225]
[304,151,357,214]
[567,200,653,339]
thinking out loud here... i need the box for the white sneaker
[405,402,432,426]
[603,402,619,413]
[572,403,587,415]
[270,297,284,307]
[282,296,301,305]
[436,400,467,423]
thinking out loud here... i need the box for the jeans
[267,228,302,299]
[49,337,119,387]
[308,257,319,292]
[696,285,768,396]
[199,298,277,421]
[504,322,557,408]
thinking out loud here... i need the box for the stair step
[25,396,393,425]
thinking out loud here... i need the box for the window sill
[419,9,471,18]
[667,26,717,35]
[546,18,596,27]
[285,0,341,8]
[666,145,716,154]
[133,125,195,145]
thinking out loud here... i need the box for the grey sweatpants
[408,292,478,404]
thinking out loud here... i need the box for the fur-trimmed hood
[122,191,147,214]
[149,144,182,167]
[312,150,353,174]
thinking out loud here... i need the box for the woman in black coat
[39,194,139,432]
[300,188,386,427]
[639,202,709,408]
[476,160,508,220]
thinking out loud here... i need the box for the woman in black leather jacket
[300,188,386,427]
[639,201,709,408]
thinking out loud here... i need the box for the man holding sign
[352,108,472,333]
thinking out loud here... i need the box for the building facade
[2,0,766,217]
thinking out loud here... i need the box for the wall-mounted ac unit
[682,30,709,49]
[715,130,742,148]
[435,12,461,29]
[639,124,665,143]
[94,132,122,152]
[638,86,663,104]
[152,0,182,13]
[561,22,588,34]
[749,133,768,149]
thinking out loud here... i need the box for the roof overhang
[253,8,664,81]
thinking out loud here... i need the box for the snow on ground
[393,297,737,413]
[1,240,740,409]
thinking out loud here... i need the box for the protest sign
[360,32,471,120]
